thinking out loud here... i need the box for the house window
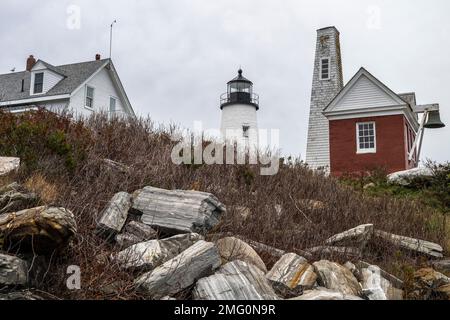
[356,122,376,153]
[85,86,95,108]
[320,58,330,80]
[242,125,250,138]
[110,97,116,114]
[33,72,44,94]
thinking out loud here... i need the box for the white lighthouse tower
[220,69,259,147]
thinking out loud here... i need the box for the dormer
[29,60,65,96]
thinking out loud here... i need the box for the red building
[323,68,420,176]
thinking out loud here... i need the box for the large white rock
[0,157,20,176]
[290,287,363,300]
[114,233,203,271]
[266,253,317,298]
[131,186,226,235]
[0,253,28,286]
[387,167,433,186]
[193,260,280,300]
[135,240,221,299]
[313,260,362,297]
[97,192,131,236]
[360,264,403,300]
[216,237,267,273]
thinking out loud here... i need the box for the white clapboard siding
[333,75,399,111]
[30,68,64,95]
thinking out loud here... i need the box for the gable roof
[0,59,110,103]
[33,60,67,77]
[324,67,407,113]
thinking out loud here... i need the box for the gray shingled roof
[0,59,109,103]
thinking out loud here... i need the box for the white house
[0,54,135,117]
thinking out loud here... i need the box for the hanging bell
[424,110,446,129]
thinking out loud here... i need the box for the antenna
[109,20,117,59]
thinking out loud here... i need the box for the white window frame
[85,85,95,110]
[33,72,44,94]
[109,96,117,114]
[356,121,377,154]
[319,57,331,80]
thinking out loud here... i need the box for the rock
[160,296,176,300]
[313,260,362,296]
[0,182,38,214]
[0,206,77,254]
[124,221,158,241]
[115,221,158,248]
[193,260,280,300]
[266,253,317,298]
[114,233,203,271]
[229,206,251,219]
[97,192,131,237]
[357,261,404,289]
[238,236,313,261]
[102,159,130,173]
[432,259,450,275]
[297,199,327,211]
[387,167,433,186]
[359,264,403,300]
[363,183,376,190]
[343,261,360,280]
[216,237,267,273]
[307,246,362,259]
[374,230,443,258]
[0,290,43,300]
[131,186,226,235]
[115,233,142,249]
[325,224,374,248]
[410,268,450,300]
[0,253,28,286]
[0,157,20,176]
[290,287,363,300]
[135,240,221,298]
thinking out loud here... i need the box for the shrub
[0,110,447,299]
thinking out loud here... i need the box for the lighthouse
[220,69,259,147]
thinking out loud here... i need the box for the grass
[0,109,448,299]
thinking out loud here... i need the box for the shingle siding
[306,27,344,170]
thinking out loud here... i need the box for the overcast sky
[1,0,449,163]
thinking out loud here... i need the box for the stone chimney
[95,54,101,61]
[305,26,344,171]
[26,55,36,71]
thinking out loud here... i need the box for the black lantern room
[220,69,259,110]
